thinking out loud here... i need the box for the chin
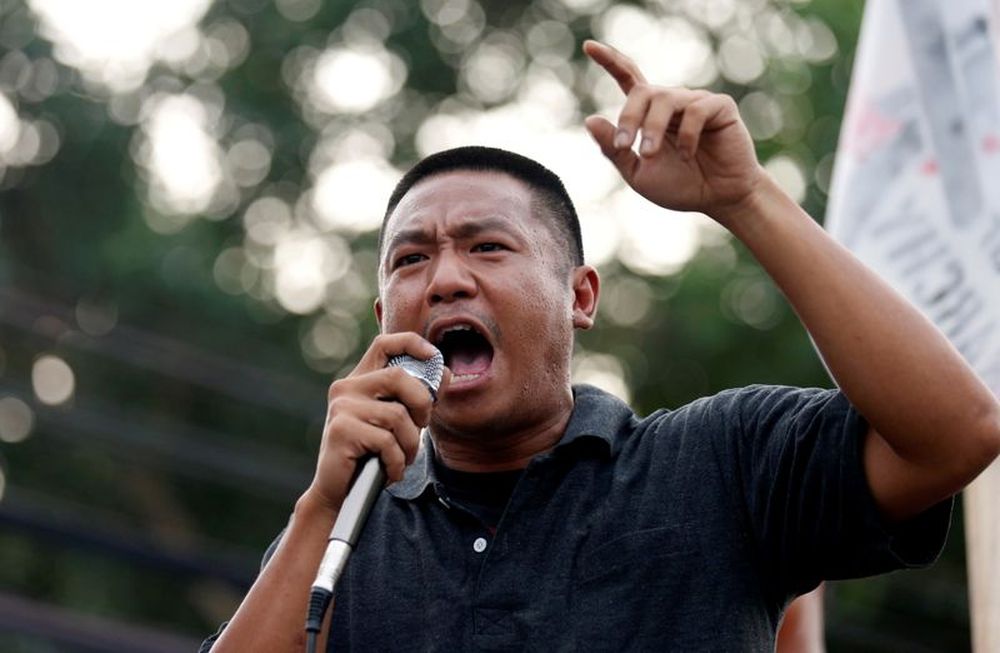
[430,401,505,439]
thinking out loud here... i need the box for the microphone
[305,349,444,647]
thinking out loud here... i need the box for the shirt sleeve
[713,385,953,598]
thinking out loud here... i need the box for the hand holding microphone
[304,334,445,649]
[306,333,445,513]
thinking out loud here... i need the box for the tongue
[449,346,492,375]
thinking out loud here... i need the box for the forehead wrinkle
[449,215,525,240]
[384,226,434,258]
[385,213,525,255]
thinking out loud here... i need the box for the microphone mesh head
[387,348,444,399]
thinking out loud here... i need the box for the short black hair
[379,146,584,267]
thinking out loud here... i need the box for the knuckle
[374,426,396,448]
[384,448,405,477]
[632,84,655,102]
[642,113,669,131]
[387,401,411,427]
[365,430,395,460]
[328,377,347,400]
[618,106,643,125]
[387,366,411,386]
[326,394,350,418]
[686,101,708,118]
[401,433,419,460]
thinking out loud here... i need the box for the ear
[571,265,600,330]
[374,296,384,331]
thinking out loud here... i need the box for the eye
[394,253,427,269]
[473,242,507,253]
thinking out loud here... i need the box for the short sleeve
[713,385,952,597]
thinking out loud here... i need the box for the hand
[583,40,765,220]
[304,333,447,513]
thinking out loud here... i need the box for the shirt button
[473,537,488,553]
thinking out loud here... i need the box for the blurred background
[0,0,971,650]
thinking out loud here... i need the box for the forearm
[212,493,337,652]
[716,176,1000,512]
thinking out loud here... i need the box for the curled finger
[347,418,408,483]
[354,331,439,375]
[614,85,654,150]
[365,398,422,465]
[676,94,736,159]
[638,92,679,157]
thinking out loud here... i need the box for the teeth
[435,323,476,344]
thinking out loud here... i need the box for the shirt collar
[386,384,632,501]
[554,384,631,453]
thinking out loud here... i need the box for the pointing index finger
[583,39,648,94]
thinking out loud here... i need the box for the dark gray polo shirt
[203,384,951,651]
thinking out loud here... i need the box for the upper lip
[425,314,495,350]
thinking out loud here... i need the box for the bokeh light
[29,0,212,92]
[307,46,406,114]
[601,276,653,327]
[723,274,782,330]
[75,297,119,337]
[595,7,717,94]
[765,154,807,204]
[0,396,35,443]
[312,157,401,233]
[31,354,75,406]
[613,189,703,276]
[275,0,322,23]
[0,93,20,153]
[573,350,631,403]
[138,92,226,218]
[461,32,526,104]
[272,230,352,315]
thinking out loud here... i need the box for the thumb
[585,115,638,182]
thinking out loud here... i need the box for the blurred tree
[0,0,971,650]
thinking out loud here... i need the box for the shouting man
[203,41,1000,651]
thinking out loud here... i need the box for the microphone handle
[311,456,384,593]
[331,456,385,545]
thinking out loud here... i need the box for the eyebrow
[383,216,520,259]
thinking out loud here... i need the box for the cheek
[379,282,424,332]
[504,273,574,344]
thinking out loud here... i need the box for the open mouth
[434,324,494,382]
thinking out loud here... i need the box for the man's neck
[430,393,575,472]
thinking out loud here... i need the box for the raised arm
[583,40,1000,522]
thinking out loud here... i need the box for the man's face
[376,170,593,437]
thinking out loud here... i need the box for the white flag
[826,1,1000,650]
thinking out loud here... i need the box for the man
[203,41,1000,651]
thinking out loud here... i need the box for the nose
[426,250,476,305]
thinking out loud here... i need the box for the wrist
[295,489,341,525]
[709,171,796,241]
